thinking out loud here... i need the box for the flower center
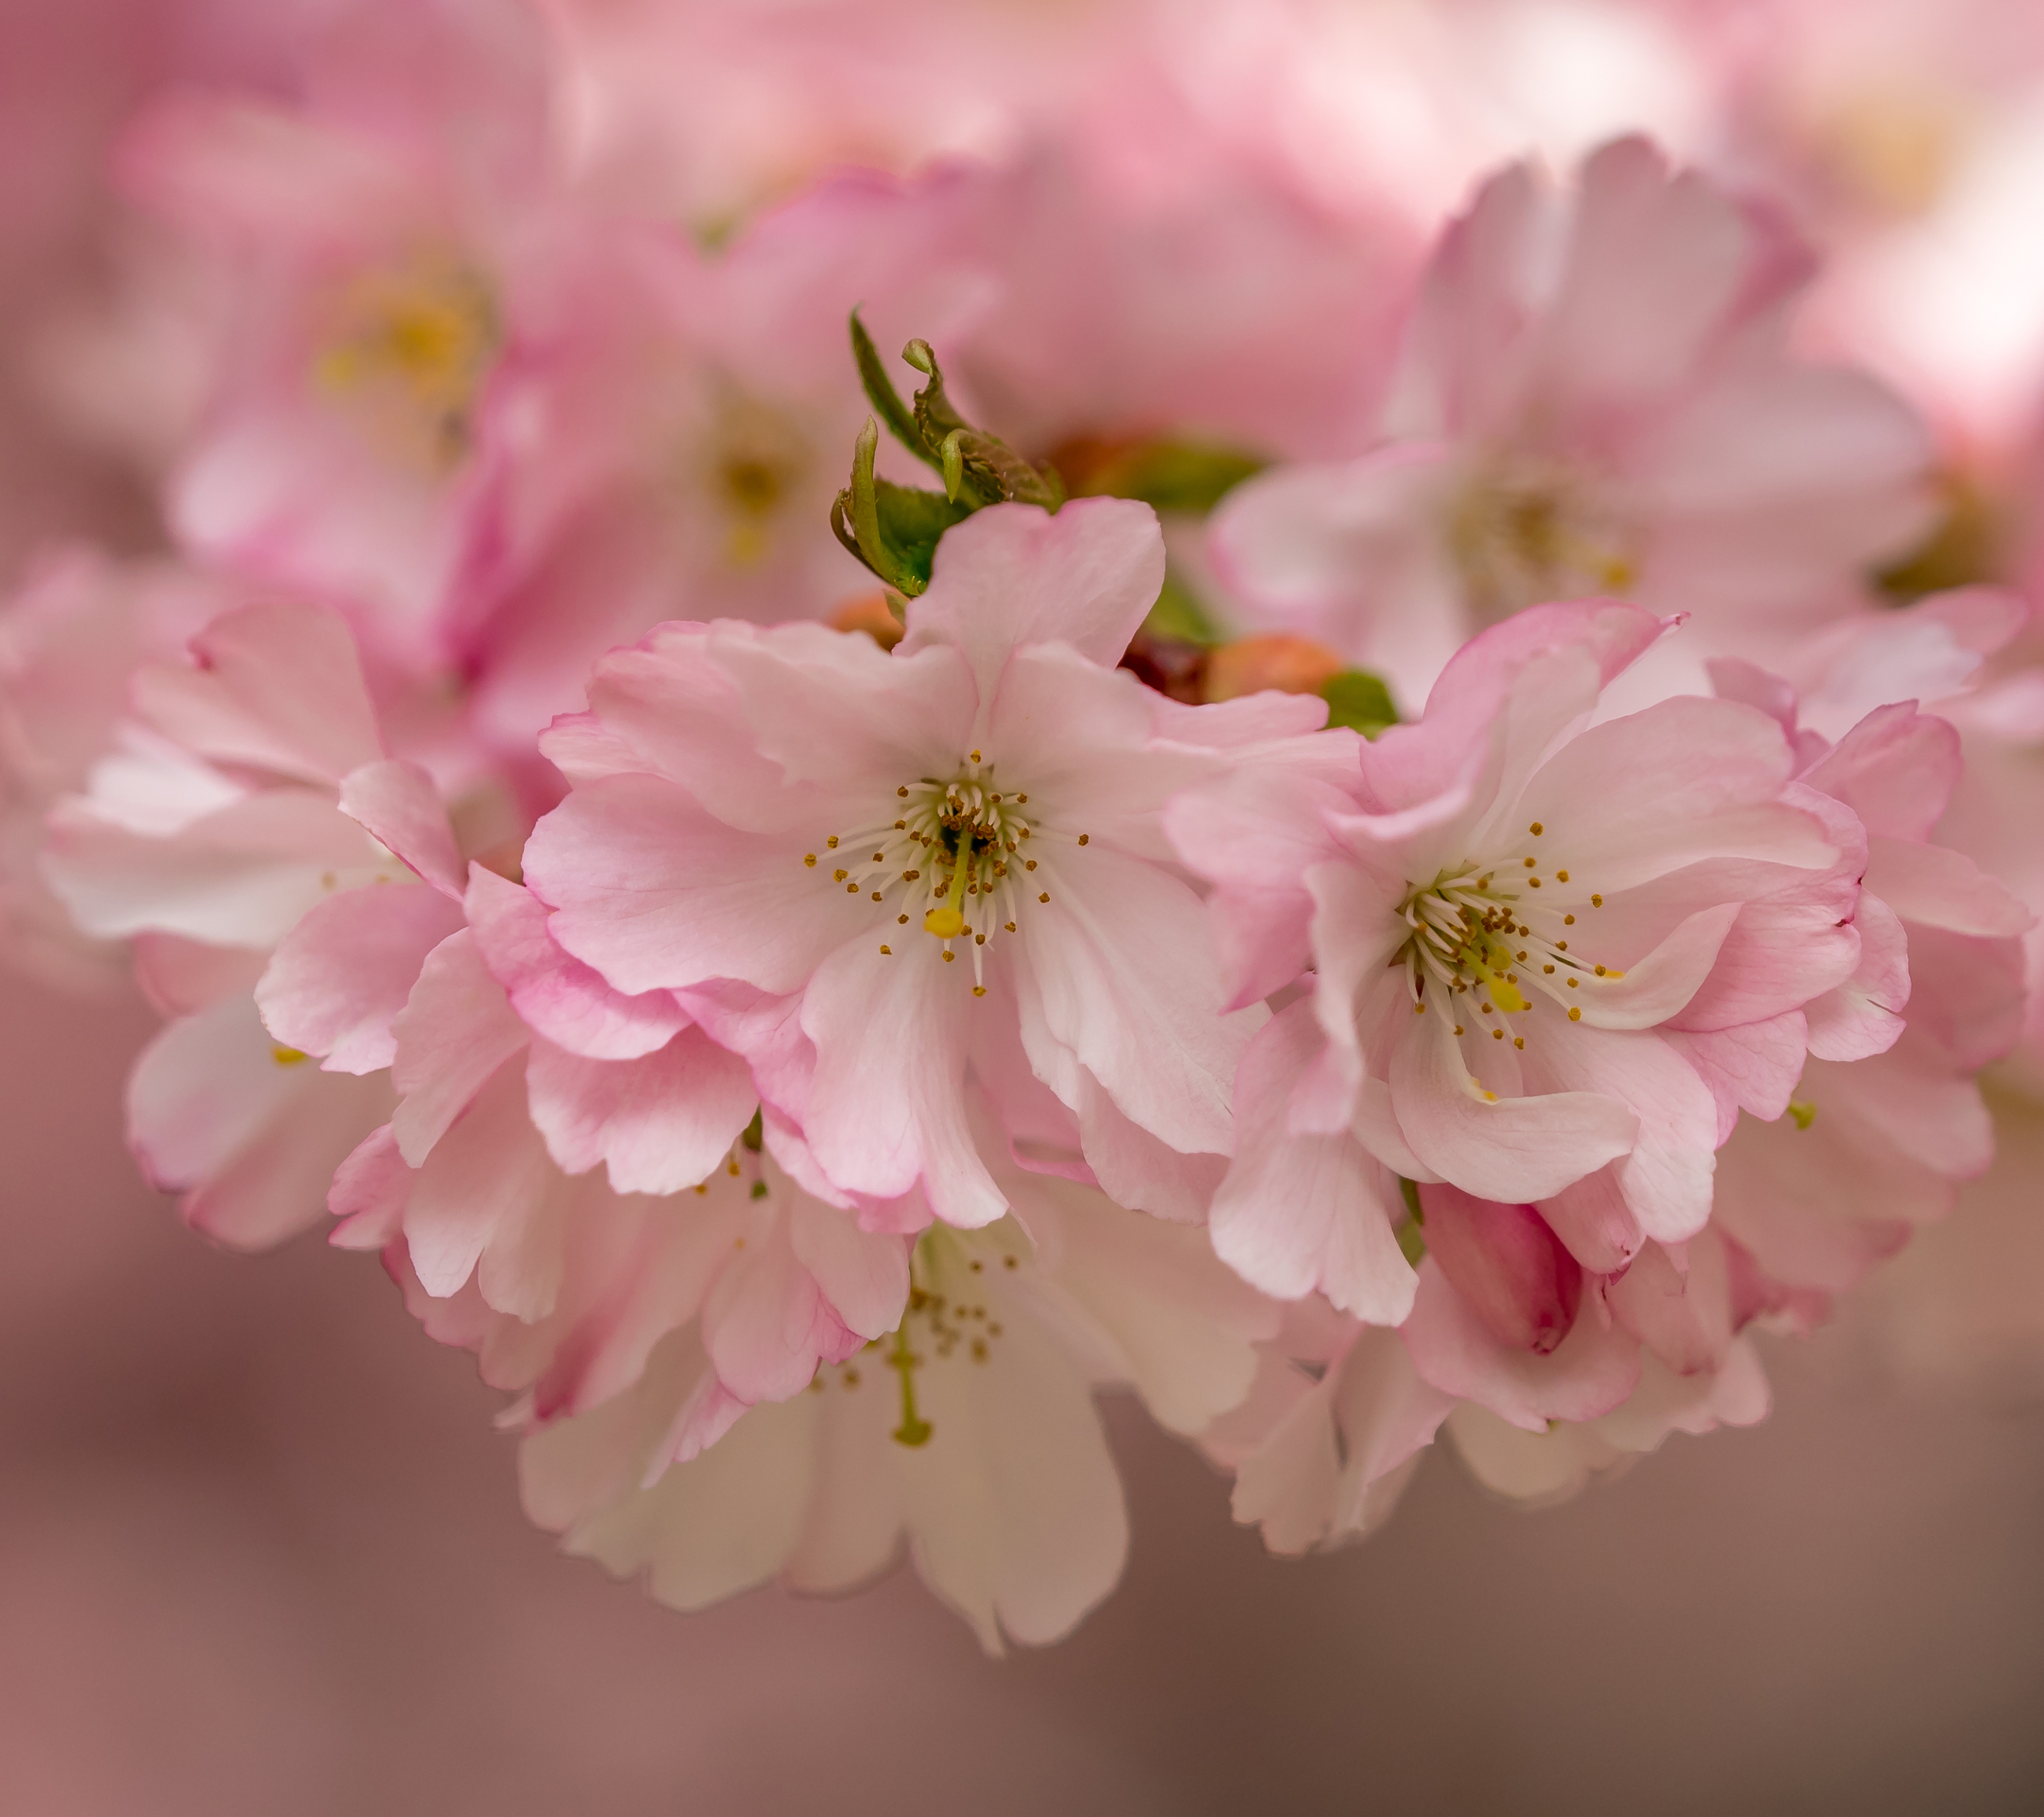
[314,256,499,470]
[1395,824,1623,1047]
[1448,466,1635,622]
[806,752,1086,994]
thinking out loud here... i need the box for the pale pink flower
[512,1160,1276,1654]
[1209,136,1934,710]
[1705,605,2033,1297]
[326,863,759,1322]
[116,0,568,657]
[944,50,1418,466]
[0,549,228,987]
[1214,1218,1783,1550]
[42,602,480,1246]
[524,499,1319,1226]
[1168,600,1856,1326]
[448,166,988,756]
[356,911,906,1448]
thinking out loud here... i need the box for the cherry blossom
[524,498,1322,1228]
[1170,600,1857,1323]
[1209,136,1934,710]
[513,1157,1275,1652]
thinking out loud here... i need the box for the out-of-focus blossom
[524,499,1319,1227]
[512,1162,1275,1653]
[41,602,482,1246]
[1210,137,1933,709]
[449,168,987,768]
[116,0,563,660]
[0,549,228,984]
[1170,600,1853,1322]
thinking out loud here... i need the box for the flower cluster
[5,0,2043,1652]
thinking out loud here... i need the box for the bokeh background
[5,2,2044,1811]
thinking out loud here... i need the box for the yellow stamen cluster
[314,258,499,471]
[1396,823,1622,1047]
[806,756,1084,991]
[1448,464,1638,622]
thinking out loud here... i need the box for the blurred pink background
[7,960,2044,1811]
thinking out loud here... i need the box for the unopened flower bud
[1418,1182,1583,1354]
[1203,632,1344,703]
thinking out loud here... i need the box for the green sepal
[1322,669,1400,738]
[830,416,974,596]
[850,308,939,471]
[901,336,1062,510]
[870,478,972,593]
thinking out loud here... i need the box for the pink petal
[129,603,384,787]
[466,866,688,1060]
[527,773,864,997]
[1016,845,1254,1163]
[255,884,465,1073]
[1864,835,2034,939]
[525,1027,757,1196]
[338,759,466,898]
[1417,1183,1583,1354]
[1209,1001,1416,1323]
[896,498,1166,718]
[1389,1005,1637,1206]
[390,931,531,1165]
[1400,1261,1642,1431]
[798,935,1004,1227]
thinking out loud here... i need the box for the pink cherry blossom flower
[1209,135,1935,710]
[327,863,759,1322]
[1168,600,1856,1326]
[116,0,568,658]
[42,602,478,1245]
[446,165,990,759]
[514,1159,1276,1654]
[1215,1218,1783,1551]
[1704,614,2033,1298]
[523,498,1322,1227]
[0,548,230,987]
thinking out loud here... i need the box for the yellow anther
[1590,894,1603,907]
[1788,1099,1817,1130]
[1568,1006,1581,1021]
[879,944,891,955]
[1529,822,1544,835]
[804,854,818,867]
[1556,869,1570,882]
[270,1045,309,1067]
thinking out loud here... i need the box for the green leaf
[850,309,938,469]
[1065,438,1267,514]
[1141,570,1223,645]
[1322,669,1399,738]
